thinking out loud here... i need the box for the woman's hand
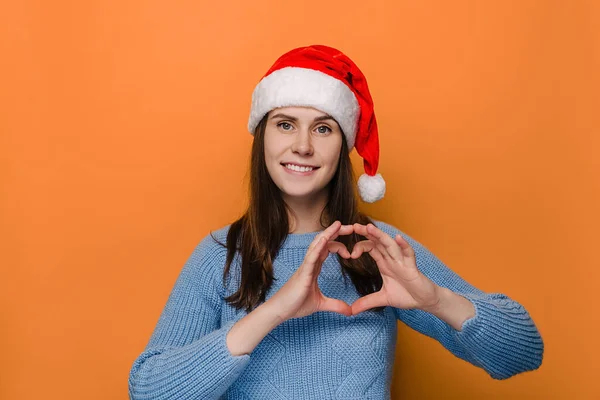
[349,223,442,315]
[267,220,354,323]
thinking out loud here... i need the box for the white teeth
[284,164,314,172]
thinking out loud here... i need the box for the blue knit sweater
[128,220,544,399]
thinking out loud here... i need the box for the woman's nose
[291,129,313,155]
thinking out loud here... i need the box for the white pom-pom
[357,173,386,203]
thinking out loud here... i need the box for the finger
[327,241,351,258]
[313,223,353,262]
[355,224,409,261]
[306,221,356,272]
[352,223,368,235]
[354,223,403,261]
[308,223,352,257]
[330,224,354,241]
[351,291,387,315]
[312,228,353,273]
[353,223,390,246]
[302,236,328,277]
[309,221,339,250]
[395,234,415,258]
[307,221,341,257]
[313,235,345,274]
[319,296,353,316]
[317,220,343,244]
[375,241,391,261]
[324,220,342,237]
[350,239,374,258]
[350,240,385,262]
[316,239,332,265]
[365,224,404,259]
[352,223,379,243]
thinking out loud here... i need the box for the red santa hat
[247,44,386,203]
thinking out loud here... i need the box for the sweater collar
[279,229,324,249]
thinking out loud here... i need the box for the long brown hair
[212,113,383,312]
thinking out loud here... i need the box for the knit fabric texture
[128,220,544,399]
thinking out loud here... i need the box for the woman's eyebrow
[270,113,335,122]
[313,115,335,122]
[270,113,297,121]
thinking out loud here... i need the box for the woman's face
[263,106,343,203]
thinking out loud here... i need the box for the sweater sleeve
[374,221,544,380]
[128,234,250,400]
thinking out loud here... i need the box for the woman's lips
[282,164,319,176]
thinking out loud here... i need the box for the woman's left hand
[350,223,442,315]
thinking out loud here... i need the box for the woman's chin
[281,188,324,203]
[282,191,315,200]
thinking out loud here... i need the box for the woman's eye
[316,126,331,134]
[278,122,293,131]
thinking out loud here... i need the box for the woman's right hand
[267,220,354,323]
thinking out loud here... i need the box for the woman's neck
[284,191,329,234]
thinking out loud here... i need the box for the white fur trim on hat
[248,67,360,149]
[357,173,386,203]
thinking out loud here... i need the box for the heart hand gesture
[268,221,442,323]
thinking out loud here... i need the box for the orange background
[1,1,599,399]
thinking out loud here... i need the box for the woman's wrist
[420,286,476,331]
[260,298,288,327]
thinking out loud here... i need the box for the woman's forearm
[421,286,476,331]
[226,300,283,356]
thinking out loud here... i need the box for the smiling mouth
[281,163,320,173]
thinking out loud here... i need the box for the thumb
[351,291,387,315]
[318,296,352,316]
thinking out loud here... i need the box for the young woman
[128,45,544,399]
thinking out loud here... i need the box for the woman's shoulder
[179,224,233,282]
[203,223,232,245]
[193,223,232,259]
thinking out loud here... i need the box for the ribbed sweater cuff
[130,320,250,399]
[451,292,544,379]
